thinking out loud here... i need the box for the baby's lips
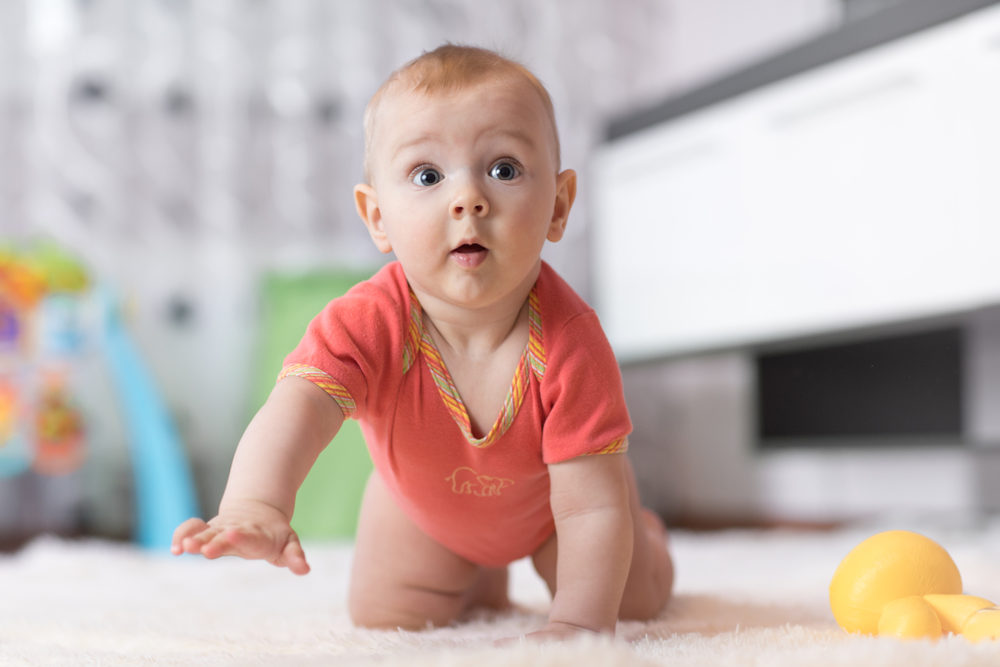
[450,243,489,268]
[452,237,488,253]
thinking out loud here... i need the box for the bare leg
[531,458,674,620]
[348,473,509,629]
[464,566,511,613]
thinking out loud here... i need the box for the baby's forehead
[386,72,537,113]
[364,69,561,177]
[376,75,556,139]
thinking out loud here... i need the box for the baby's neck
[421,294,529,359]
[412,262,540,357]
[418,289,533,440]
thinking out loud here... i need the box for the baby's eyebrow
[483,128,535,149]
[389,127,538,164]
[392,134,438,161]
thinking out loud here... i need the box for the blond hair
[362,44,560,180]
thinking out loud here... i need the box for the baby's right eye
[411,167,443,187]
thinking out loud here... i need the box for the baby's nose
[452,201,487,217]
[450,186,489,219]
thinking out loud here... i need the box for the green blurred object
[254,269,376,540]
[27,239,90,293]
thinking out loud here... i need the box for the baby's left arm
[538,452,634,638]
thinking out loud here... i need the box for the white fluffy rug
[3,521,1000,666]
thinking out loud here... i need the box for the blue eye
[412,167,443,186]
[489,161,519,181]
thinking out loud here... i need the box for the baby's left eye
[489,161,520,181]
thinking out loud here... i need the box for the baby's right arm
[171,376,345,574]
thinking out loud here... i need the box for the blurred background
[3,0,997,549]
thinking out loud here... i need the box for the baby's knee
[649,531,676,609]
[620,565,673,621]
[348,586,463,631]
[620,526,675,621]
[348,607,402,630]
[348,595,423,630]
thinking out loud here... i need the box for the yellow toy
[830,530,1000,641]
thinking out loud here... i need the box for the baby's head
[362,44,560,183]
[354,44,576,312]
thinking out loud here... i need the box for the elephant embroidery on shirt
[446,466,514,497]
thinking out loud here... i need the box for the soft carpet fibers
[3,522,1000,665]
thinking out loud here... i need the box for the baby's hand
[171,500,310,575]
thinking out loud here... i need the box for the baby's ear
[547,169,577,242]
[354,184,392,253]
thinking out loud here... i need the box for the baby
[172,44,673,641]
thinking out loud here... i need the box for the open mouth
[450,243,488,268]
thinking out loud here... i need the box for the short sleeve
[280,272,408,421]
[540,311,632,464]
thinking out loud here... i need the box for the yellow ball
[878,596,943,639]
[829,530,962,635]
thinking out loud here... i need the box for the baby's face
[356,76,573,313]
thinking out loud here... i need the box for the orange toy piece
[830,530,1000,641]
[32,372,85,476]
[0,249,47,308]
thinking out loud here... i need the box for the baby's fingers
[201,526,280,562]
[171,518,211,555]
[174,521,237,559]
[272,537,310,576]
[170,516,306,573]
[196,527,257,560]
[219,528,310,574]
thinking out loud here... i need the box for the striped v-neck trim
[406,287,545,448]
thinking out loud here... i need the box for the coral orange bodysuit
[280,261,631,567]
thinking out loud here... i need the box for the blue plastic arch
[101,289,198,550]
